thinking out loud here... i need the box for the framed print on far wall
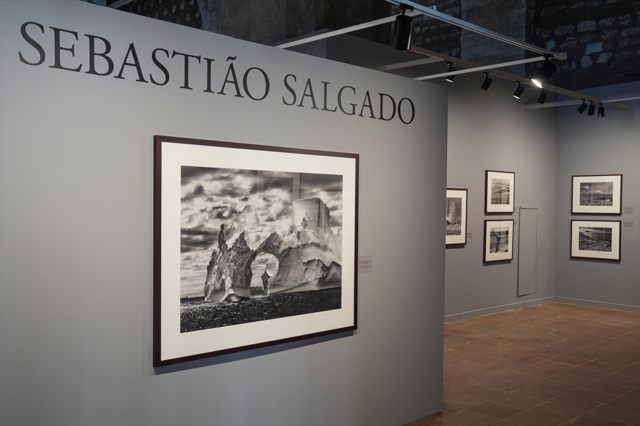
[571,220,621,261]
[446,188,468,246]
[571,174,622,215]
[485,170,515,214]
[154,135,359,367]
[484,220,514,263]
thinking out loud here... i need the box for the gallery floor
[410,303,640,425]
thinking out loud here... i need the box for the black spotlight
[391,5,413,51]
[445,62,456,83]
[537,90,547,104]
[587,101,595,116]
[480,72,493,91]
[512,81,524,99]
[531,57,557,89]
[597,103,605,118]
[577,99,588,114]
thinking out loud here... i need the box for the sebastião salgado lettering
[18,21,415,125]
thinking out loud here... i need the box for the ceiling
[88,0,639,98]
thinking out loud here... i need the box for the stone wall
[528,0,640,89]
[89,0,639,89]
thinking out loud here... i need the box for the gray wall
[0,2,446,425]
[555,83,640,310]
[445,76,558,318]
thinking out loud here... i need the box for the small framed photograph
[485,170,515,214]
[571,220,621,261]
[571,174,622,215]
[154,135,358,366]
[484,220,514,263]
[446,188,468,246]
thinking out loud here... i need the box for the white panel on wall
[0,1,447,425]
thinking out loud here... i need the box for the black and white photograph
[154,136,358,366]
[446,188,468,246]
[571,220,621,261]
[571,174,622,214]
[180,166,343,332]
[485,170,515,213]
[484,220,514,262]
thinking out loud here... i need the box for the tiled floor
[411,303,640,425]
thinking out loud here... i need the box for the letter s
[19,21,45,66]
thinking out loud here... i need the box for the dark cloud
[181,226,217,252]
[182,184,205,202]
[300,173,342,196]
[181,166,214,184]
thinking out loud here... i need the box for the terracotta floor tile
[570,414,627,426]
[587,401,640,423]
[444,409,503,426]
[467,400,523,419]
[492,393,541,411]
[505,410,565,426]
[408,303,640,426]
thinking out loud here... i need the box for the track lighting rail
[274,10,421,49]
[414,57,545,81]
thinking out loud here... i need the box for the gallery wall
[555,82,640,311]
[445,76,558,318]
[0,2,447,426]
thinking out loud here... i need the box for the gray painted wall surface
[0,2,446,425]
[555,83,640,310]
[445,76,557,317]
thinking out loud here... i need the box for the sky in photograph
[180,166,343,297]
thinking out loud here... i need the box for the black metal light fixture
[577,99,588,114]
[537,90,547,104]
[531,57,557,89]
[391,5,413,51]
[445,62,456,83]
[512,81,524,99]
[587,101,595,116]
[597,103,605,118]
[480,72,493,91]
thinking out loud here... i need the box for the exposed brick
[554,24,574,37]
[580,55,593,67]
[586,42,603,54]
[598,17,615,27]
[597,52,613,64]
[617,14,631,25]
[620,27,640,38]
[577,20,597,32]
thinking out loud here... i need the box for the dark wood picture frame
[485,170,515,214]
[446,188,468,246]
[154,135,359,367]
[571,174,623,215]
[570,220,621,261]
[483,219,515,263]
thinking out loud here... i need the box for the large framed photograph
[484,220,514,263]
[571,220,621,261]
[571,174,622,215]
[446,188,468,246]
[154,136,358,366]
[485,170,515,214]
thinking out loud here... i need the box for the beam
[409,46,600,103]
[414,57,545,81]
[275,10,421,49]
[376,57,443,71]
[522,96,639,111]
[388,0,566,61]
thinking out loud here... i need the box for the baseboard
[444,296,555,321]
[554,296,640,313]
